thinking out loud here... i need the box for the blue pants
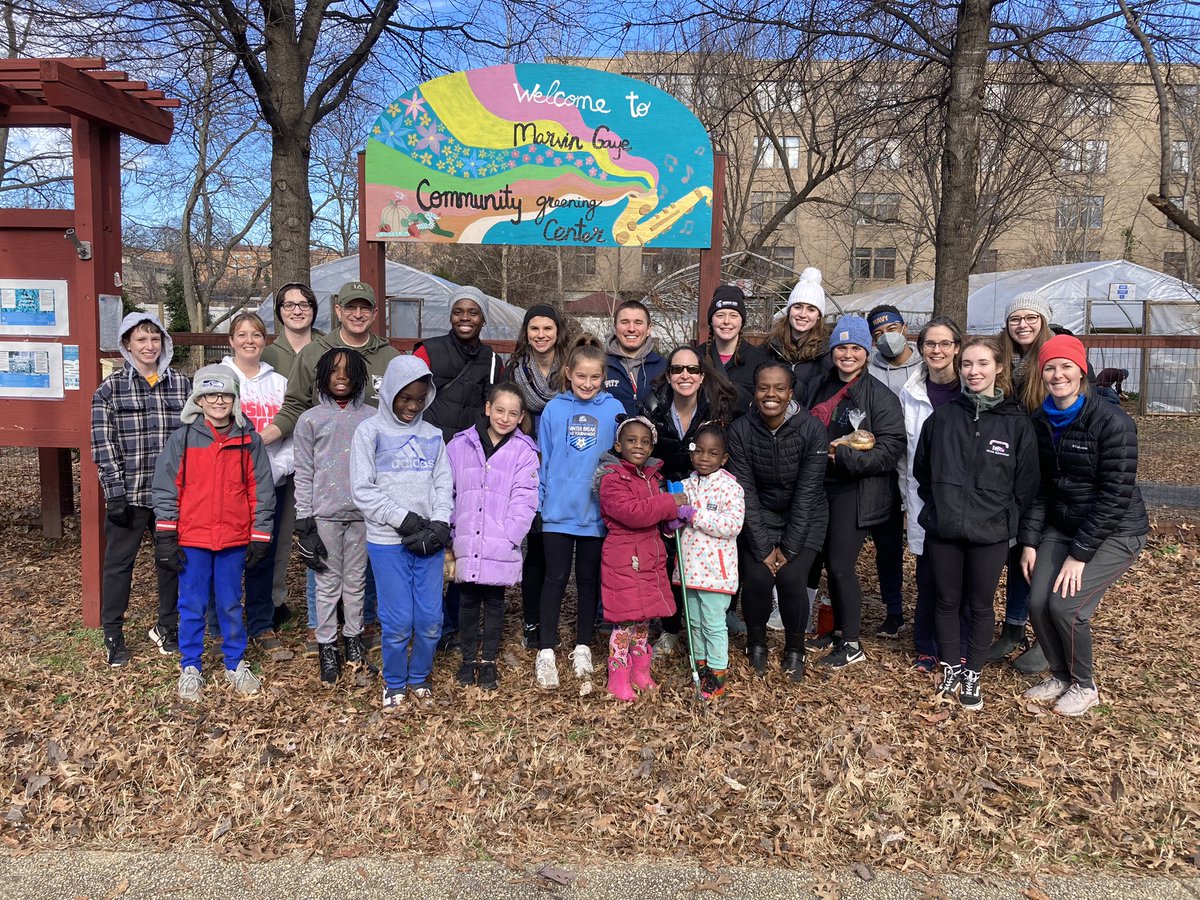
[180,546,247,672]
[1002,544,1031,626]
[367,542,444,690]
[307,559,378,627]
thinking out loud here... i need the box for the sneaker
[936,663,962,702]
[303,628,319,658]
[805,631,842,652]
[477,662,498,691]
[411,685,434,709]
[318,643,341,684]
[875,613,904,638]
[361,622,381,650]
[725,609,747,635]
[436,631,461,655]
[1053,683,1100,717]
[535,649,559,690]
[522,623,539,651]
[455,660,477,686]
[105,633,131,668]
[224,660,262,697]
[958,668,983,710]
[912,654,938,674]
[1023,675,1073,704]
[701,667,727,699]
[382,686,407,709]
[343,634,365,669]
[766,604,784,631]
[252,630,283,652]
[655,632,680,656]
[569,644,593,678]
[177,665,203,703]
[148,625,179,655]
[272,603,293,630]
[816,641,865,669]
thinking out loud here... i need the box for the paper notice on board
[63,345,80,390]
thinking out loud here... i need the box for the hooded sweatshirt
[90,312,191,507]
[350,356,453,545]
[271,329,401,438]
[868,343,922,397]
[261,290,324,375]
[220,355,293,485]
[536,388,625,537]
[294,394,374,521]
[604,333,666,415]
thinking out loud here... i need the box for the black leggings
[521,531,546,629]
[823,490,869,642]
[740,546,818,651]
[926,535,1008,672]
[459,583,506,663]
[539,532,602,651]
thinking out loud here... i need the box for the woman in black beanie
[696,284,767,419]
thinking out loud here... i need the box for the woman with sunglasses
[640,347,736,655]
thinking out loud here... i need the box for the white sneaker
[1053,683,1100,717]
[766,603,784,631]
[224,660,262,697]
[177,665,203,703]
[655,632,680,656]
[535,649,559,689]
[1022,675,1072,704]
[569,644,593,678]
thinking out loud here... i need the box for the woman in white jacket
[898,315,962,673]
[223,312,295,651]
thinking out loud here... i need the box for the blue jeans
[308,558,378,627]
[180,546,247,673]
[367,542,444,690]
[1002,543,1030,626]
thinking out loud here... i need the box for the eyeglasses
[668,364,702,375]
[922,340,957,351]
[279,301,310,312]
[1007,314,1042,327]
[201,393,235,403]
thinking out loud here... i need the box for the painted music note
[678,220,695,235]
[682,165,693,184]
[664,153,678,172]
[694,146,705,156]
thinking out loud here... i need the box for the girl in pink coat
[596,415,692,701]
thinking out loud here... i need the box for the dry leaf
[102,880,129,900]
[538,865,576,886]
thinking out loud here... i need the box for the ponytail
[559,333,605,392]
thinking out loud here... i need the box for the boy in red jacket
[153,365,275,702]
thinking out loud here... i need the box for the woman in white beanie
[764,267,829,402]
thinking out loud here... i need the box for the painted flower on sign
[399,91,427,119]
[416,123,446,154]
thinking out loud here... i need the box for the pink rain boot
[630,630,658,692]
[607,627,636,702]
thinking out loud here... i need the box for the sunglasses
[668,364,702,375]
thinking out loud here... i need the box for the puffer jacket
[447,424,540,586]
[671,468,744,595]
[596,454,680,622]
[725,405,829,563]
[696,338,767,419]
[415,333,503,444]
[914,392,1040,546]
[803,368,906,529]
[1018,395,1149,562]
[640,384,713,484]
[763,337,829,404]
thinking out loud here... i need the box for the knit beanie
[829,314,873,352]
[521,303,564,334]
[1037,333,1088,375]
[181,364,246,427]
[1005,291,1052,325]
[709,284,747,325]
[784,267,826,316]
[450,285,487,321]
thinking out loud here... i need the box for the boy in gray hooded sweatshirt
[351,356,453,709]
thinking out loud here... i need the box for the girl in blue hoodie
[535,334,625,694]
[351,356,454,710]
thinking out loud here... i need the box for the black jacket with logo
[913,393,1040,546]
[1017,395,1149,562]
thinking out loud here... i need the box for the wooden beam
[0,208,74,229]
[40,61,173,145]
[90,71,129,82]
[0,109,71,127]
[0,83,39,106]
[0,57,105,70]
[148,99,181,109]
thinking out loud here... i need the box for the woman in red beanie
[1016,334,1148,716]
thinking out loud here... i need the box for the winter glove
[402,520,450,557]
[430,520,451,548]
[245,540,272,570]
[530,512,543,535]
[105,496,132,527]
[397,511,429,538]
[677,504,696,522]
[154,532,185,573]
[294,517,328,572]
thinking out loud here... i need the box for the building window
[641,249,664,278]
[750,191,797,225]
[1171,141,1191,174]
[851,247,897,280]
[754,136,801,169]
[973,249,1000,274]
[1060,139,1107,174]
[1056,195,1104,229]
[770,245,795,269]
[1050,249,1101,264]
[1066,92,1112,118]
[1174,85,1198,115]
[1163,251,1187,280]
[853,192,900,224]
[856,137,901,170]
[984,84,1009,111]
[572,246,597,276]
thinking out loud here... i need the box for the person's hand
[677,504,696,522]
[260,423,282,446]
[1053,556,1086,599]
[245,540,272,569]
[430,520,451,548]
[672,492,690,508]
[1021,546,1037,584]
[771,548,789,572]
[105,496,131,527]
[402,522,447,556]
[154,533,185,573]
[397,511,429,538]
[294,517,328,572]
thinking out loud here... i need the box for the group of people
[90,270,1148,716]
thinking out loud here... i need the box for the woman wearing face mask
[696,285,767,418]
[641,346,737,654]
[764,267,830,404]
[900,315,963,674]
[802,315,905,670]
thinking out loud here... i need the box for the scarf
[1043,394,1085,445]
[511,356,558,414]
[810,379,855,428]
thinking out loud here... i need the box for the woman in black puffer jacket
[802,315,906,670]
[726,360,828,681]
[1017,334,1148,717]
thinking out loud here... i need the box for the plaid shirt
[91,364,191,507]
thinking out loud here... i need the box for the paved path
[1,851,1198,899]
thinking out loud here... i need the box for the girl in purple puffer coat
[447,384,540,691]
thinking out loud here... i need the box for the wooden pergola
[0,59,177,626]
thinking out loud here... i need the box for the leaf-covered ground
[0,448,1197,876]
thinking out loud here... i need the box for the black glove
[401,520,450,557]
[245,541,272,570]
[531,512,543,535]
[294,517,328,572]
[398,510,429,537]
[154,532,185,573]
[106,496,131,527]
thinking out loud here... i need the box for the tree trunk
[264,24,314,287]
[931,0,991,328]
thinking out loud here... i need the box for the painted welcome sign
[364,64,713,248]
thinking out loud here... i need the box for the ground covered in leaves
[0,448,1197,878]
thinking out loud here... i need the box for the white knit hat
[784,267,827,316]
[1005,291,1052,325]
